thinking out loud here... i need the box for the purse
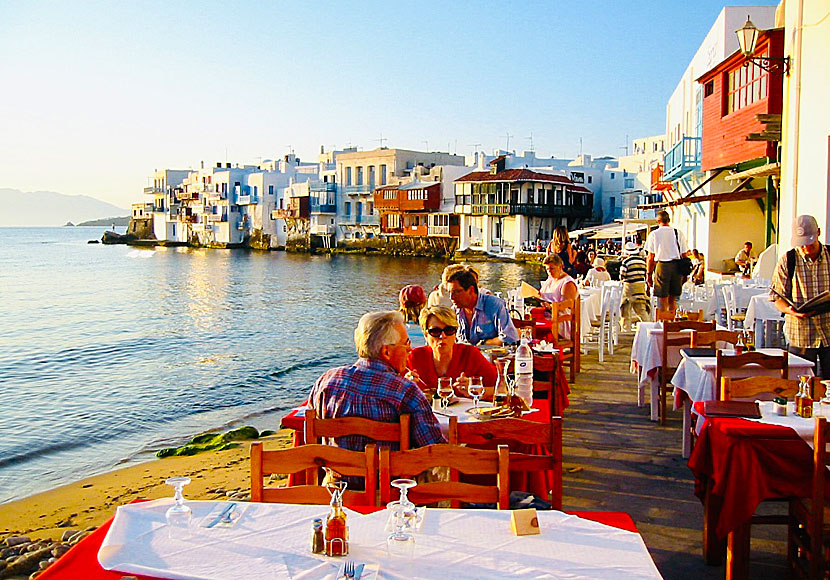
[674,229,694,276]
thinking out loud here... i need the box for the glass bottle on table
[801,377,814,419]
[324,480,349,557]
[493,357,511,407]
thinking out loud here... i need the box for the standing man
[619,241,651,330]
[735,241,755,276]
[771,215,830,377]
[644,210,690,313]
[447,269,519,346]
[309,311,444,452]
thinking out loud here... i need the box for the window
[346,167,352,186]
[268,185,274,195]
[587,176,592,184]
[344,201,351,217]
[388,214,400,228]
[625,178,634,188]
[704,80,714,97]
[368,165,375,187]
[356,167,364,186]
[380,164,387,185]
[726,59,768,114]
[610,173,615,180]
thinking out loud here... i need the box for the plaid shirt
[309,358,445,452]
[770,245,830,348]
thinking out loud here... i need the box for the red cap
[399,284,427,306]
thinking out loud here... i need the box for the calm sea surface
[0,227,542,503]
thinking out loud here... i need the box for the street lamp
[736,16,790,75]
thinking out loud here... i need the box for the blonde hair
[441,264,466,285]
[418,305,458,332]
[354,311,405,359]
[551,226,570,253]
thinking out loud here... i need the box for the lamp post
[736,16,790,75]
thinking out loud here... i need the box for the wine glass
[386,501,415,558]
[437,377,454,410]
[164,476,192,540]
[468,376,485,411]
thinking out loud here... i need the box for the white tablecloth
[579,288,602,343]
[745,294,784,348]
[99,500,664,580]
[704,285,769,319]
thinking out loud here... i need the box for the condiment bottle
[735,334,744,355]
[801,379,814,419]
[493,357,510,407]
[324,483,349,557]
[310,518,324,554]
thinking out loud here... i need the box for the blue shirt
[454,292,519,345]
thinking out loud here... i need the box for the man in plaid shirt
[771,215,830,377]
[309,310,445,452]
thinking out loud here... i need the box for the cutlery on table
[342,560,355,579]
[206,502,237,528]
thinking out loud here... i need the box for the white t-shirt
[644,225,688,262]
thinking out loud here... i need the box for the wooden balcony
[651,164,673,191]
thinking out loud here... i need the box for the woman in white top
[540,254,578,340]
[584,257,612,287]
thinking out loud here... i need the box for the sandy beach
[0,429,293,542]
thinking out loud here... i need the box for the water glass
[468,376,485,410]
[437,377,454,410]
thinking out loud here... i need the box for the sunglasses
[427,326,457,338]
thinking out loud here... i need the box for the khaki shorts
[654,260,684,298]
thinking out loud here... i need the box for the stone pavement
[562,332,789,579]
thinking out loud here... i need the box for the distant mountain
[76,216,131,227]
[0,189,129,226]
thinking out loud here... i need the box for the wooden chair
[714,350,788,392]
[250,441,378,506]
[655,309,677,322]
[305,409,410,450]
[549,296,580,383]
[690,330,742,349]
[532,353,557,413]
[379,444,510,509]
[788,416,830,579]
[720,376,800,402]
[448,416,563,509]
[659,321,715,425]
[685,309,705,322]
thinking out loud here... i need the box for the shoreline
[0,429,293,542]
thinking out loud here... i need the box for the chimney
[226,163,231,168]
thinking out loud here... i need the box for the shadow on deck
[563,332,789,580]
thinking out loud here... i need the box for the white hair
[354,311,405,359]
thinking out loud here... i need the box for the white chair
[596,282,623,362]
[720,284,746,331]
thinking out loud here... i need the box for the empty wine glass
[386,501,415,558]
[468,376,485,411]
[165,476,192,540]
[437,377,454,410]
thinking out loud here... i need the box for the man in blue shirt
[447,269,519,346]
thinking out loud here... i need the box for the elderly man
[771,215,830,377]
[447,269,519,346]
[309,311,444,451]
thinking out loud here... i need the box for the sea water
[0,227,538,503]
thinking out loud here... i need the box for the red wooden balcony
[651,164,673,191]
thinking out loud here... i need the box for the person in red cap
[771,215,830,377]
[399,285,427,323]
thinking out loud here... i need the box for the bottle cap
[773,396,787,405]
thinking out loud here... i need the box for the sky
[0,0,779,209]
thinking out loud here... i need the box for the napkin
[335,562,379,580]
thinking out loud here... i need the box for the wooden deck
[564,332,789,579]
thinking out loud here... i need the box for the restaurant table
[281,379,565,501]
[687,404,828,580]
[704,284,769,321]
[744,294,783,348]
[579,287,602,343]
[670,348,814,458]
[39,499,660,580]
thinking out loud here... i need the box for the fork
[342,560,355,579]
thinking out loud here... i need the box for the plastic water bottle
[514,329,534,407]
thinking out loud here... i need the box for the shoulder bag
[674,229,694,277]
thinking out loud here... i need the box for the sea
[0,227,541,504]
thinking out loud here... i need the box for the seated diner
[448,268,519,346]
[405,305,499,399]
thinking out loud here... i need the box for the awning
[724,162,780,181]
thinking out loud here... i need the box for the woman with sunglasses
[404,305,499,398]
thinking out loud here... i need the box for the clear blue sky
[0,0,778,208]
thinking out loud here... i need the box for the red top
[406,343,499,391]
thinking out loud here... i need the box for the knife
[206,502,237,528]
[353,564,364,580]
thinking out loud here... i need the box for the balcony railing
[310,202,336,214]
[469,204,510,216]
[144,186,165,194]
[663,137,701,181]
[207,214,227,222]
[310,182,336,193]
[341,215,380,226]
[341,185,374,195]
[510,203,592,218]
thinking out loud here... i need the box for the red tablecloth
[38,506,636,579]
[687,416,814,539]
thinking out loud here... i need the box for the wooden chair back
[379,444,510,509]
[788,417,830,578]
[250,441,378,506]
[305,409,410,450]
[532,354,556,412]
[657,326,696,425]
[685,309,705,322]
[690,330,742,349]
[720,376,799,401]
[714,350,788,391]
[655,309,676,322]
[549,296,580,382]
[448,416,563,509]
